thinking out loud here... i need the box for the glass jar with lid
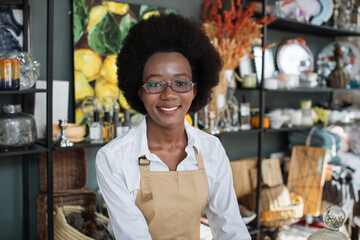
[307,206,349,240]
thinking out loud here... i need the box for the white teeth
[160,106,178,111]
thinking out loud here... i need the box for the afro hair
[117,13,223,114]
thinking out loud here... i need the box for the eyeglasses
[142,81,196,94]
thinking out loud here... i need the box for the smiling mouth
[158,106,179,112]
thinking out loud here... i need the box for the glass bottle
[240,96,251,130]
[103,112,114,143]
[102,96,120,119]
[223,69,239,132]
[90,111,103,144]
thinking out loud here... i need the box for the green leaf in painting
[119,14,137,48]
[139,5,158,19]
[87,12,121,56]
[73,0,88,44]
[165,8,179,15]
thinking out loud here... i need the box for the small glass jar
[242,74,257,88]
[0,104,37,149]
[307,206,349,240]
[0,59,20,90]
[0,52,40,90]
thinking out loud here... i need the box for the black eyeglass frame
[142,81,196,94]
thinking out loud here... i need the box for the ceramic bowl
[267,115,290,129]
[52,123,85,142]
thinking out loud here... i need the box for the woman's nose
[160,84,177,99]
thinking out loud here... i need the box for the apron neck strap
[138,156,153,202]
[193,146,205,170]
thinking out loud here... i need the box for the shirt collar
[133,117,201,162]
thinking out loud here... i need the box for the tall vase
[206,69,239,133]
[328,60,350,88]
[223,70,239,131]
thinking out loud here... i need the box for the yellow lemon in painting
[142,11,160,20]
[100,55,118,85]
[75,107,85,124]
[74,71,95,104]
[74,49,102,81]
[118,90,131,110]
[185,114,193,126]
[87,5,108,33]
[95,77,120,100]
[103,1,129,15]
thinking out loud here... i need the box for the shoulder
[190,127,224,154]
[96,126,138,173]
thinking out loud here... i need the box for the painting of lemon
[73,0,178,122]
[75,107,85,124]
[103,1,129,15]
[119,90,131,111]
[74,49,102,81]
[100,55,118,85]
[75,71,94,104]
[86,5,108,33]
[95,77,120,100]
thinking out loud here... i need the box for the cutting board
[287,145,327,216]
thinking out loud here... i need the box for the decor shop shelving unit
[232,0,360,239]
[0,0,55,239]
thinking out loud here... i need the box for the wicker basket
[54,205,109,240]
[39,149,87,192]
[37,190,97,240]
[260,194,304,227]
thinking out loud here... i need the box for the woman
[96,14,251,240]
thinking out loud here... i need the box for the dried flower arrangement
[201,0,275,70]
[200,0,275,130]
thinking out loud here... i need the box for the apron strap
[193,146,205,170]
[138,156,153,202]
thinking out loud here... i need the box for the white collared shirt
[96,118,251,240]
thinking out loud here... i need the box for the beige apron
[135,147,209,240]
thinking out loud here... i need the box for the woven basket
[54,205,109,240]
[39,149,87,192]
[37,190,97,240]
[260,194,304,227]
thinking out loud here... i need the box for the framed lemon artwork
[72,0,178,124]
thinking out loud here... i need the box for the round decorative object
[277,39,314,76]
[323,205,346,230]
[307,206,349,240]
[319,41,360,78]
[0,104,37,149]
[0,52,40,90]
[310,0,334,25]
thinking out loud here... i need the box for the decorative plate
[310,0,334,25]
[318,40,360,77]
[296,0,322,19]
[276,39,314,75]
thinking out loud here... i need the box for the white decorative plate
[296,0,322,19]
[310,0,334,25]
[276,39,314,75]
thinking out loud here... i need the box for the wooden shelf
[268,18,360,37]
[0,143,49,158]
[264,87,333,93]
[264,126,313,133]
[53,141,106,150]
[37,139,106,150]
[0,88,47,95]
[215,128,262,137]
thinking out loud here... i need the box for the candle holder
[55,119,74,147]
